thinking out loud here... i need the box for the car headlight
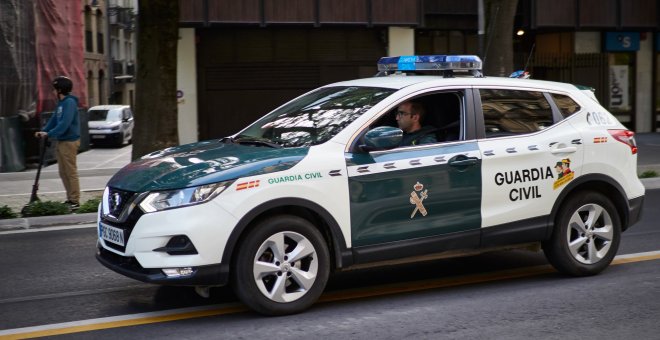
[139,180,233,213]
[111,125,120,131]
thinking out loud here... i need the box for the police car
[96,55,645,315]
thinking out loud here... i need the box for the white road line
[0,224,96,235]
[1,250,660,337]
[0,285,152,305]
[0,304,242,336]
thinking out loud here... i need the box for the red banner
[35,0,87,112]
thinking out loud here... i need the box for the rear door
[476,87,584,244]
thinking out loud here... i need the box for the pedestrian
[35,76,81,209]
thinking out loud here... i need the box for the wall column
[177,28,198,144]
[636,32,652,132]
[387,27,415,56]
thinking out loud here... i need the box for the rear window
[550,93,581,117]
[480,89,554,137]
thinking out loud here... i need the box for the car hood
[108,140,309,192]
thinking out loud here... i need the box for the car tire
[231,215,330,315]
[543,191,621,276]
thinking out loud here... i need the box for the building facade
[83,0,136,109]
[176,0,660,144]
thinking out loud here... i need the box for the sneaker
[65,200,80,209]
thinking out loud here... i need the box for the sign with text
[605,32,640,52]
[609,65,629,111]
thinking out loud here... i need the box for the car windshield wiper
[234,136,283,148]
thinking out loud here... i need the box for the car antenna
[523,43,535,74]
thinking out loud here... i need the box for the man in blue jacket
[35,76,81,208]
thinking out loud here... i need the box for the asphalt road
[1,189,659,339]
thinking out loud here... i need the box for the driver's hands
[35,131,48,139]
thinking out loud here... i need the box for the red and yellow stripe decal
[235,180,260,191]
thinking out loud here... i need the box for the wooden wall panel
[621,0,657,28]
[207,0,260,23]
[534,0,575,27]
[578,0,616,28]
[372,0,419,25]
[424,0,477,14]
[179,0,205,23]
[319,0,368,24]
[265,0,315,23]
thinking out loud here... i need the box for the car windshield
[89,109,121,122]
[237,86,395,147]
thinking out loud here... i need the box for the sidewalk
[0,145,132,229]
[1,134,660,231]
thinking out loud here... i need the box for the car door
[475,87,584,245]
[345,89,482,261]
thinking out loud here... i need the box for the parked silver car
[88,105,134,147]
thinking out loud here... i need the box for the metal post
[478,0,485,59]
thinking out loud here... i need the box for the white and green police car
[97,55,645,315]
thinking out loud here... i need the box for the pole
[478,0,485,59]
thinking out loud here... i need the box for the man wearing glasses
[396,101,438,146]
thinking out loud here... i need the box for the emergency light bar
[376,55,483,77]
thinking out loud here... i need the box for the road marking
[2,250,660,339]
[0,224,96,235]
[0,285,151,305]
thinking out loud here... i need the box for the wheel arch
[548,173,631,238]
[222,198,353,271]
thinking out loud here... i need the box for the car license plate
[100,223,125,247]
[92,135,106,139]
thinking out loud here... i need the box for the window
[480,89,553,137]
[240,86,395,147]
[363,91,465,149]
[550,93,581,117]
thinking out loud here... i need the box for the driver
[396,101,437,146]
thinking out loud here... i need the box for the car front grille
[101,205,144,253]
[101,187,144,253]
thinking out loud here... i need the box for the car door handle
[551,146,577,154]
[448,156,479,167]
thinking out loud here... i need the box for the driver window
[365,91,464,149]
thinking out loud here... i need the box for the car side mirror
[361,126,402,152]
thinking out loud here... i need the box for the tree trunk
[132,0,179,160]
[483,0,519,77]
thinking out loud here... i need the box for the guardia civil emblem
[409,181,428,218]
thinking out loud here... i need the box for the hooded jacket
[43,95,80,141]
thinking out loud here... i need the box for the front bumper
[96,244,229,286]
[90,131,122,143]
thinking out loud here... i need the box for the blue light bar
[377,55,482,72]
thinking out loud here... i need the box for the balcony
[109,6,135,31]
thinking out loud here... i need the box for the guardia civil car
[97,55,645,315]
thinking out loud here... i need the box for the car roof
[88,105,130,111]
[327,75,580,93]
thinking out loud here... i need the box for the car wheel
[543,191,621,276]
[232,215,330,315]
